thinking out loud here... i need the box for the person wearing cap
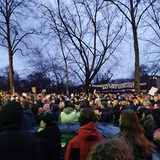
[0,101,37,160]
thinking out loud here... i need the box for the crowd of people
[0,91,160,160]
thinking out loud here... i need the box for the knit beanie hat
[0,101,24,130]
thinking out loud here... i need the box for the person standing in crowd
[138,107,156,142]
[153,103,160,128]
[36,111,61,160]
[87,137,134,160]
[64,107,105,160]
[119,109,153,160]
[0,101,37,160]
[59,102,79,123]
[21,99,36,130]
[112,99,121,124]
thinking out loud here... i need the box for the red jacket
[64,122,105,160]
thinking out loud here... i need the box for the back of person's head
[87,137,133,160]
[67,102,75,109]
[55,98,60,104]
[120,109,142,136]
[50,103,59,112]
[79,100,88,108]
[101,101,108,108]
[65,100,71,108]
[79,108,96,126]
[21,100,30,109]
[40,111,58,127]
[0,101,24,130]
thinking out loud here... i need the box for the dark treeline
[0,71,79,94]
[0,67,159,94]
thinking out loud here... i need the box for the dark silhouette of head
[0,101,24,130]
[79,108,96,126]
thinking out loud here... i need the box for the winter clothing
[113,104,121,124]
[142,114,156,142]
[23,107,36,130]
[39,111,59,127]
[0,101,24,131]
[36,125,61,160]
[100,108,114,123]
[21,100,36,130]
[0,130,37,160]
[64,122,105,160]
[152,108,160,128]
[36,111,61,160]
[0,101,37,160]
[59,107,79,123]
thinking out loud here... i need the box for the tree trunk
[8,47,14,95]
[65,60,69,96]
[130,0,140,94]
[133,33,140,94]
[7,21,15,95]
[84,77,90,95]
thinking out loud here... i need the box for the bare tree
[0,0,37,94]
[140,63,160,78]
[32,2,71,95]
[104,0,157,93]
[145,0,160,47]
[27,47,67,88]
[55,0,125,94]
[141,1,160,63]
[0,66,21,92]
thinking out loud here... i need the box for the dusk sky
[0,0,159,81]
[0,29,156,80]
[0,41,136,80]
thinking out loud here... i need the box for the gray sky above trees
[0,38,146,79]
[0,0,159,80]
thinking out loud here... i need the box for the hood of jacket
[143,114,154,122]
[143,114,154,126]
[63,107,74,114]
[78,122,99,141]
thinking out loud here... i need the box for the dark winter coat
[0,101,37,160]
[0,129,37,160]
[113,105,121,124]
[23,108,36,130]
[152,108,160,128]
[100,108,114,123]
[142,114,156,142]
[36,124,61,160]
